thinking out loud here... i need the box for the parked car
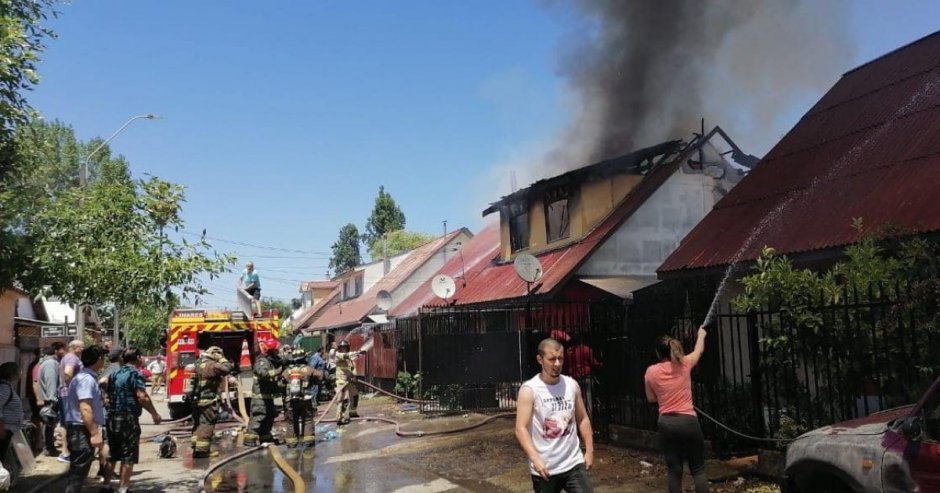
[783,375,940,492]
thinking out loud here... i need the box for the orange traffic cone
[239,339,251,370]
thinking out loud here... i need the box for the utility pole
[75,114,160,341]
[382,233,390,275]
[443,220,448,262]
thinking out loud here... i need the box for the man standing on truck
[192,346,234,458]
[335,339,367,425]
[238,261,262,316]
[243,337,282,447]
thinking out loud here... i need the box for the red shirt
[565,344,600,379]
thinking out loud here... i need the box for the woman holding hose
[644,326,708,493]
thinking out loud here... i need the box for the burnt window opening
[545,186,572,243]
[508,201,530,252]
[545,198,570,242]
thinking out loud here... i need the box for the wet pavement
[205,420,483,493]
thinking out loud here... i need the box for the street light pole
[79,114,160,188]
[76,113,160,342]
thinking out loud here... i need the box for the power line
[181,230,332,256]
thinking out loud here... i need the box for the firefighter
[243,336,282,447]
[335,339,367,425]
[192,346,235,458]
[281,347,323,448]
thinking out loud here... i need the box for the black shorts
[246,286,261,300]
[106,413,141,464]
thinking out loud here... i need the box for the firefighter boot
[301,434,316,448]
[285,436,298,449]
[349,394,360,418]
[243,433,259,447]
[338,399,350,425]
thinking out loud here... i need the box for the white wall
[578,169,718,278]
[388,231,472,311]
[360,251,411,293]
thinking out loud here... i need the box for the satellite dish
[431,274,457,300]
[514,254,543,283]
[376,290,393,311]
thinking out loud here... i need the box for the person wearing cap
[244,336,283,447]
[335,339,367,425]
[192,346,234,458]
[62,345,107,493]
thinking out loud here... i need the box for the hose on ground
[354,379,435,404]
[320,412,516,437]
[693,405,793,444]
[142,412,191,425]
[200,445,266,493]
[267,443,305,493]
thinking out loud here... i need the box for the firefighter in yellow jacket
[192,346,235,458]
[335,339,366,425]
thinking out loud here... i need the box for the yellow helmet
[203,346,224,361]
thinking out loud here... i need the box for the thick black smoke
[543,0,854,172]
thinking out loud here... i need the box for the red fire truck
[164,308,281,420]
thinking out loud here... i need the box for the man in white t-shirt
[147,357,167,395]
[515,338,595,492]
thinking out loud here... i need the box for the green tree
[0,0,59,287]
[9,121,235,311]
[368,229,436,261]
[263,298,294,320]
[329,223,362,275]
[364,185,405,246]
[123,296,178,353]
[0,0,57,143]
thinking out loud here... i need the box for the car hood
[798,405,914,438]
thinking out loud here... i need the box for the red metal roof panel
[660,31,940,273]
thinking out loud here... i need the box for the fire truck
[163,307,281,420]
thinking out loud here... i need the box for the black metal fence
[391,279,940,456]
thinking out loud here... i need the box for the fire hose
[267,443,305,493]
[355,379,435,405]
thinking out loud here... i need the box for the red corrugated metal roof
[311,229,468,330]
[389,222,502,316]
[406,154,689,307]
[659,31,940,273]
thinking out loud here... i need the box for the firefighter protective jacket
[195,357,235,406]
[252,353,282,399]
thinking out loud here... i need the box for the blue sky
[27,1,940,306]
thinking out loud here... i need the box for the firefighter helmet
[203,346,225,361]
[338,339,350,351]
